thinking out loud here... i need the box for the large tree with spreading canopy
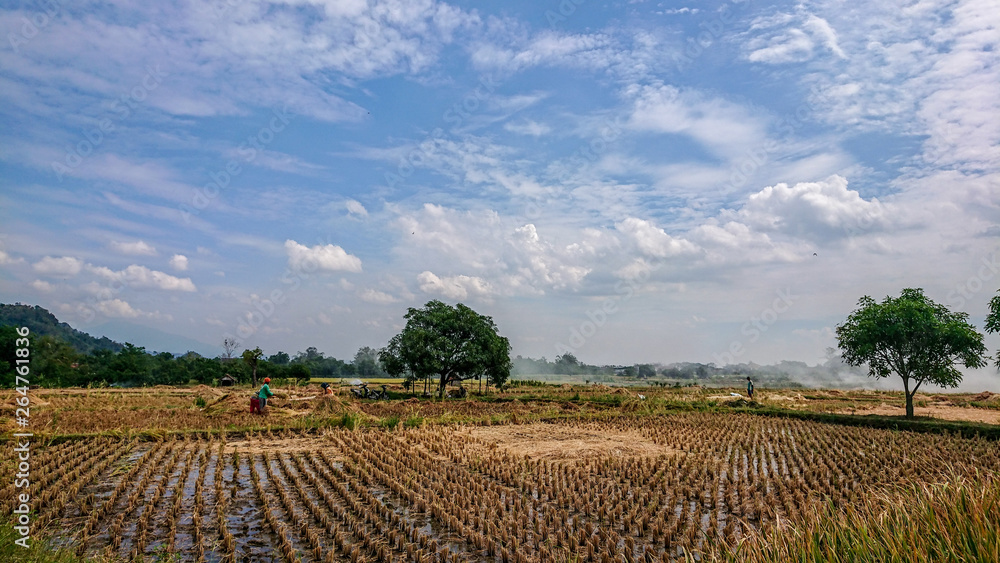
[836,288,987,418]
[379,300,511,397]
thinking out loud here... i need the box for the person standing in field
[746,376,754,400]
[258,377,274,411]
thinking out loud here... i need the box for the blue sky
[1,0,998,386]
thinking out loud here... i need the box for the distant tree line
[0,304,390,387]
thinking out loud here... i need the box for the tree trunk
[252,365,257,388]
[902,376,914,419]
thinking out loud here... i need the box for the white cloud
[616,218,699,259]
[505,224,592,291]
[503,119,552,137]
[626,84,769,159]
[31,280,54,292]
[0,249,23,265]
[110,240,158,256]
[358,288,399,304]
[416,271,494,300]
[744,11,845,64]
[345,199,368,217]
[169,254,189,271]
[284,240,363,273]
[730,175,890,242]
[89,264,197,292]
[32,256,83,277]
[92,298,167,320]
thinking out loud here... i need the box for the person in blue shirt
[746,376,754,400]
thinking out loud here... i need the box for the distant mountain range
[0,303,221,357]
[0,303,122,353]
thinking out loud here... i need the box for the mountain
[0,303,123,353]
[90,319,223,357]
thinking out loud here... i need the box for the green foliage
[267,351,290,365]
[338,411,359,430]
[0,521,85,562]
[353,345,386,377]
[986,289,1000,368]
[0,303,121,353]
[836,288,988,418]
[379,300,512,397]
[241,346,263,385]
[194,396,207,408]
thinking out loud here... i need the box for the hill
[0,302,123,353]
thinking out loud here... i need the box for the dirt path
[836,403,1000,425]
[465,423,678,461]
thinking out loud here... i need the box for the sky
[1,0,998,387]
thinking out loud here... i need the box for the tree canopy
[987,289,1000,368]
[836,288,988,418]
[379,300,511,397]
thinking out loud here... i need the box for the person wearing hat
[257,377,275,411]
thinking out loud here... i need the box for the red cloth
[250,397,261,413]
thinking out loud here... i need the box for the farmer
[321,382,334,397]
[258,377,274,411]
[746,376,754,400]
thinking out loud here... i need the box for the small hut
[219,374,236,387]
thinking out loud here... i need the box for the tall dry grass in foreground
[712,470,999,563]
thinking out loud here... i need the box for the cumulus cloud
[89,264,197,292]
[32,256,83,277]
[31,280,54,292]
[169,254,189,271]
[417,271,494,300]
[92,298,166,320]
[616,218,699,259]
[0,249,23,265]
[358,288,399,304]
[284,240,363,273]
[730,175,889,242]
[505,224,591,291]
[110,240,157,256]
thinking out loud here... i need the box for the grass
[706,470,999,563]
[0,522,89,563]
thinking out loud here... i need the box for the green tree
[836,288,988,418]
[242,346,264,387]
[32,335,81,386]
[986,290,1000,368]
[267,351,290,365]
[109,343,153,385]
[353,346,384,377]
[379,300,511,398]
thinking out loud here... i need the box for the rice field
[2,412,997,562]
